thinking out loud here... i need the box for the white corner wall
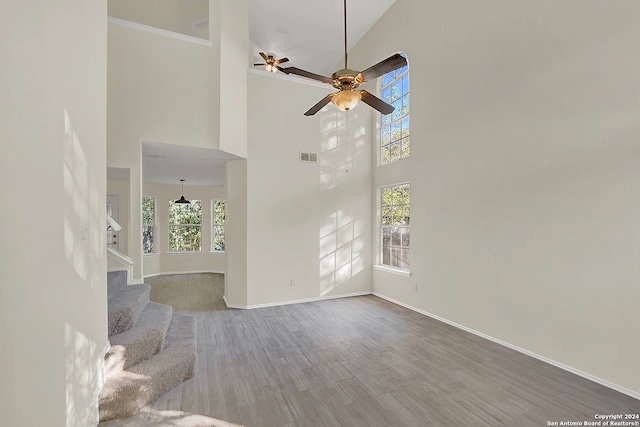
[107,14,222,282]
[218,0,249,158]
[142,182,226,277]
[244,72,373,307]
[225,159,248,307]
[0,0,108,425]
[353,0,640,395]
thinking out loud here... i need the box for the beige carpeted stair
[99,271,196,421]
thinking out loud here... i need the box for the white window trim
[374,264,411,277]
[379,182,411,272]
[377,52,409,166]
[168,200,203,252]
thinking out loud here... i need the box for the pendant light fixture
[174,179,190,204]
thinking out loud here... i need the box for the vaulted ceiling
[249,0,396,76]
[130,0,397,186]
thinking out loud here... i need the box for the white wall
[108,0,208,39]
[225,159,248,307]
[0,0,108,425]
[242,72,373,307]
[352,0,640,395]
[142,182,226,277]
[218,0,249,158]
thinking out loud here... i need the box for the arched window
[380,55,409,165]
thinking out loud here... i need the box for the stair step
[104,301,173,379]
[107,270,128,301]
[99,313,197,422]
[107,283,151,335]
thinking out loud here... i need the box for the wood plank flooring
[99,273,639,426]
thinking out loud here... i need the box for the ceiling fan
[254,52,289,73]
[282,0,407,116]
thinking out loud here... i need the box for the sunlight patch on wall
[318,107,367,189]
[63,110,104,288]
[65,323,102,426]
[64,110,89,280]
[319,209,365,296]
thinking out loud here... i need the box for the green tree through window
[169,200,202,251]
[212,199,225,251]
[142,197,155,254]
[381,183,410,269]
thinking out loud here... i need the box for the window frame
[379,54,410,166]
[168,199,203,252]
[142,196,155,254]
[211,198,225,253]
[379,182,411,271]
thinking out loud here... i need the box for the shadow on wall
[64,109,104,288]
[63,109,106,424]
[318,104,368,190]
[65,323,102,424]
[317,104,369,296]
[319,208,366,296]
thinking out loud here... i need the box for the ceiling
[249,0,396,76]
[141,141,240,186]
[130,0,396,186]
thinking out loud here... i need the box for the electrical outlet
[290,279,296,287]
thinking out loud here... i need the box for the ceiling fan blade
[304,93,334,116]
[282,67,334,85]
[358,53,407,82]
[276,65,286,73]
[253,63,266,66]
[275,57,289,64]
[259,52,268,61]
[359,90,394,115]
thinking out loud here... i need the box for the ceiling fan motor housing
[331,69,364,91]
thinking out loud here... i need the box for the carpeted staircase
[99,271,197,421]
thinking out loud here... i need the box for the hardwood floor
[100,273,639,426]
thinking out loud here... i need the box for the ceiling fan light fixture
[331,90,361,111]
[265,63,277,73]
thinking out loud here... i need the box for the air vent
[299,152,317,163]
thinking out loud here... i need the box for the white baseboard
[372,292,640,401]
[223,291,373,310]
[143,270,225,279]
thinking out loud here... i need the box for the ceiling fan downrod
[343,0,348,69]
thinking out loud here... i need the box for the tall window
[212,199,225,252]
[142,197,155,254]
[381,183,410,270]
[169,200,202,252]
[380,57,409,165]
